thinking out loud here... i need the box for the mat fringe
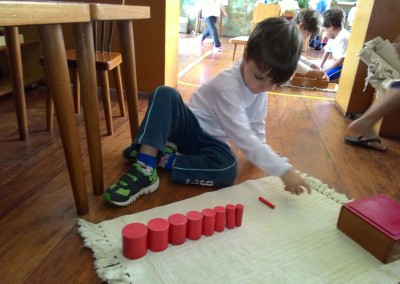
[281,82,338,93]
[299,172,350,204]
[77,219,131,284]
[78,174,349,283]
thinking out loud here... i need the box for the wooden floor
[1,35,399,283]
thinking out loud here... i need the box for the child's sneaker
[103,162,159,206]
[122,144,138,161]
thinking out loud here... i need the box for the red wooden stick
[258,196,275,209]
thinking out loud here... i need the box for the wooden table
[0,2,150,215]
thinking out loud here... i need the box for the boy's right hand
[281,169,311,195]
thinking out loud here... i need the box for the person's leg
[134,86,237,186]
[201,18,211,42]
[205,16,221,48]
[314,35,322,50]
[308,35,316,48]
[326,65,342,82]
[349,85,400,140]
[104,86,197,206]
[171,132,238,186]
[104,86,237,205]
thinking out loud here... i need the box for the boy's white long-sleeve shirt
[186,62,293,177]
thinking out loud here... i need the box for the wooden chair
[194,9,205,35]
[252,3,281,31]
[0,1,102,215]
[229,4,280,61]
[66,20,126,135]
[229,36,249,61]
[88,3,150,140]
[44,20,126,135]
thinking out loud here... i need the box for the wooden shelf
[0,39,43,96]
[0,74,43,96]
[0,39,39,52]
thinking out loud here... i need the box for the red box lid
[344,194,400,240]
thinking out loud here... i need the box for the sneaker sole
[108,178,160,207]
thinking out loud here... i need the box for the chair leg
[42,65,54,131]
[72,69,80,114]
[232,44,237,61]
[46,90,54,130]
[113,65,126,117]
[5,26,28,140]
[98,70,113,135]
[195,19,200,35]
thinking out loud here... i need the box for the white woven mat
[78,174,400,284]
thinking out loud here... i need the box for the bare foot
[348,117,375,135]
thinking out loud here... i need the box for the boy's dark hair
[322,8,345,28]
[293,8,322,36]
[247,17,303,84]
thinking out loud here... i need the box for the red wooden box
[337,194,400,264]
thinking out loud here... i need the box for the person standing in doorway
[201,0,228,52]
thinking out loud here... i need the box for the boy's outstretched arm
[281,169,311,195]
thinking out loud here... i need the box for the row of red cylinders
[122,204,244,260]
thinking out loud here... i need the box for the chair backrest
[93,20,115,53]
[89,3,150,138]
[252,3,281,31]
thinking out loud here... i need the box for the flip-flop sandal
[344,135,387,151]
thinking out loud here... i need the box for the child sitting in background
[319,8,350,82]
[293,8,325,79]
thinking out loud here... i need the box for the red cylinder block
[186,210,203,240]
[214,205,226,232]
[235,203,244,227]
[225,204,236,229]
[122,222,148,260]
[147,218,169,252]
[168,213,187,245]
[202,208,216,236]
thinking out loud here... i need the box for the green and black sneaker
[103,162,159,206]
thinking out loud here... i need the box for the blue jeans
[202,16,221,47]
[132,86,238,186]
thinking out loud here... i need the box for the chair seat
[228,36,249,45]
[229,36,249,60]
[66,49,122,70]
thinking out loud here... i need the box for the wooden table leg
[73,22,104,196]
[4,26,28,140]
[38,24,89,215]
[118,20,140,139]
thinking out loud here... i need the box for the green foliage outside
[297,0,310,9]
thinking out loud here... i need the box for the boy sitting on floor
[103,18,311,207]
[319,8,350,82]
[293,8,325,79]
